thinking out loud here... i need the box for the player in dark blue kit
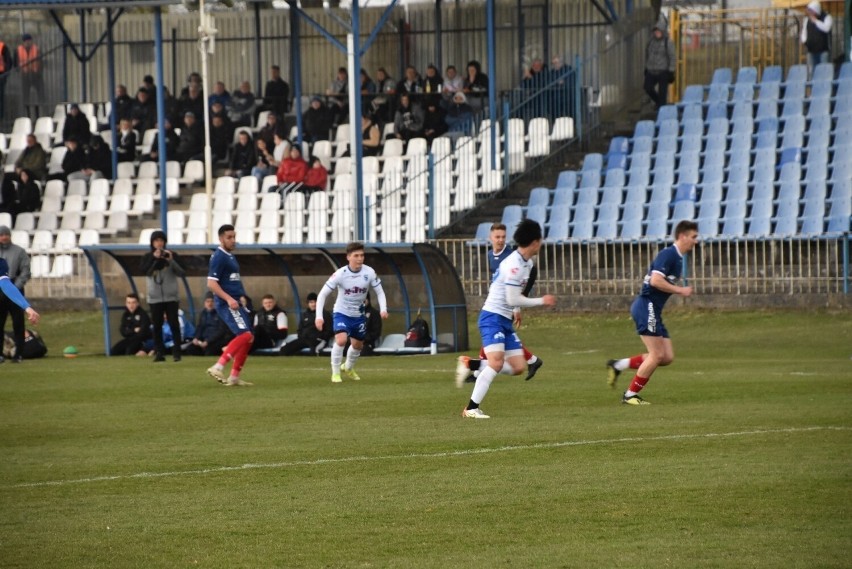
[455,223,543,387]
[606,220,698,404]
[0,258,39,338]
[205,225,255,387]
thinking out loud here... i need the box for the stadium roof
[0,0,181,8]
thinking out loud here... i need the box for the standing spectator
[14,134,47,181]
[251,294,288,351]
[257,112,282,149]
[326,67,349,126]
[228,81,256,128]
[208,80,231,111]
[422,64,443,104]
[116,118,137,163]
[140,230,185,363]
[643,23,676,110]
[422,99,448,144]
[263,65,290,116]
[444,92,474,139]
[372,67,396,123]
[206,224,256,387]
[396,65,423,98]
[441,65,464,104]
[0,254,39,364]
[228,130,256,179]
[141,74,156,96]
[302,157,328,194]
[0,39,12,120]
[130,88,155,133]
[176,112,204,163]
[184,292,230,357]
[209,112,233,163]
[17,34,43,105]
[463,60,489,112]
[280,292,332,356]
[801,1,832,78]
[302,97,334,143]
[178,72,201,99]
[606,220,698,405]
[276,145,308,190]
[393,93,424,142]
[62,104,92,146]
[110,293,151,357]
[110,84,134,124]
[0,225,31,360]
[178,83,205,126]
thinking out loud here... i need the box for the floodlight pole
[198,0,217,243]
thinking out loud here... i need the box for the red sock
[628,375,649,394]
[230,333,254,376]
[522,346,533,361]
[629,355,645,369]
[217,351,233,367]
[478,346,486,360]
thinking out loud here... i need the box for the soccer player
[315,242,388,383]
[205,224,255,387]
[606,220,698,405]
[455,222,543,387]
[462,219,556,419]
[0,258,39,341]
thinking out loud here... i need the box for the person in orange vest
[17,34,43,104]
[0,39,13,120]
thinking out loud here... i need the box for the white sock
[471,365,498,404]
[212,363,224,371]
[526,355,538,365]
[472,369,481,378]
[614,358,631,371]
[344,348,361,371]
[624,390,637,397]
[331,343,344,375]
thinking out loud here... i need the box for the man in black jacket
[252,294,288,351]
[110,293,152,356]
[280,292,332,355]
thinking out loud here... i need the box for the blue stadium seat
[620,214,644,240]
[682,103,704,122]
[840,62,852,80]
[778,163,801,186]
[773,199,799,236]
[656,105,678,123]
[556,170,578,189]
[757,116,778,135]
[471,222,492,244]
[681,85,705,104]
[761,66,783,84]
[720,199,747,236]
[673,182,697,202]
[781,99,803,118]
[546,208,570,242]
[829,161,852,184]
[606,153,627,171]
[501,205,524,236]
[825,214,850,234]
[527,187,551,208]
[730,101,752,121]
[736,66,758,85]
[812,62,834,84]
[698,183,723,207]
[799,216,824,234]
[582,153,603,171]
[724,183,749,204]
[644,217,670,240]
[782,80,805,102]
[629,151,651,171]
[757,81,780,101]
[712,68,732,85]
[671,200,696,224]
[777,180,801,202]
[627,167,650,187]
[656,135,678,154]
[599,186,624,205]
[828,179,851,206]
[708,117,729,136]
[726,164,750,186]
[806,96,830,120]
[653,151,676,172]
[526,204,549,226]
[680,135,702,154]
[747,199,774,236]
[755,100,777,121]
[703,150,726,173]
[652,167,674,188]
[779,146,801,167]
[807,115,831,149]
[681,118,703,139]
[570,203,595,240]
[603,168,625,188]
[732,83,755,102]
[634,120,655,138]
[752,163,776,185]
[657,119,679,138]
[595,203,621,239]
[804,158,828,183]
[755,130,778,150]
[697,201,721,236]
[730,115,754,139]
[708,83,730,103]
[704,133,728,153]
[780,119,805,150]
[646,201,669,221]
[632,136,653,155]
[676,162,699,186]
[574,186,599,206]
[552,187,574,208]
[624,186,647,205]
[649,184,672,205]
[833,93,852,117]
[608,137,630,155]
[579,169,601,189]
[706,101,729,122]
[810,81,832,101]
[785,64,807,84]
[801,179,827,209]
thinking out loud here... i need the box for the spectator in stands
[131,87,155,132]
[0,225,31,363]
[0,177,21,223]
[263,65,290,116]
[251,294,288,352]
[463,60,488,112]
[422,99,448,144]
[68,134,111,182]
[178,83,205,127]
[302,157,328,194]
[360,69,376,96]
[143,119,180,163]
[801,1,832,78]
[56,136,85,181]
[396,65,423,100]
[209,113,232,163]
[372,67,396,123]
[280,292,332,356]
[16,34,43,105]
[227,129,256,179]
[445,92,474,140]
[116,118,136,163]
[162,86,180,127]
[14,134,47,181]
[251,137,279,185]
[549,56,566,82]
[176,111,204,163]
[276,145,308,190]
[110,293,151,357]
[111,84,134,124]
[62,104,92,146]
[326,67,349,127]
[179,72,202,99]
[208,80,231,111]
[14,170,41,216]
[228,81,256,128]
[184,292,230,357]
[393,93,424,142]
[141,74,156,95]
[442,65,464,105]
[0,39,12,120]
[422,64,443,104]
[643,22,675,110]
[257,112,283,149]
[302,96,334,143]
[360,111,381,157]
[141,230,185,363]
[361,294,382,356]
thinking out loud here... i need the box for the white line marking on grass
[561,350,600,355]
[12,426,850,489]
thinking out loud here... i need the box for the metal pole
[502,98,510,188]
[171,28,178,96]
[199,0,216,243]
[254,1,263,97]
[79,9,87,102]
[844,234,850,295]
[349,2,364,241]
[487,0,497,170]
[154,7,169,234]
[574,54,583,141]
[291,5,303,145]
[435,0,443,72]
[106,8,118,181]
[427,152,435,240]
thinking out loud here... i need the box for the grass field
[1,309,850,568]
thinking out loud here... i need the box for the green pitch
[1,310,850,568]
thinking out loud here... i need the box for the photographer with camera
[140,230,185,362]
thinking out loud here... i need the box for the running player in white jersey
[315,242,388,383]
[462,219,556,419]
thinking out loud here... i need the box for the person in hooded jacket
[140,230,185,362]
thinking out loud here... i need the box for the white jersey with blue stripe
[321,264,383,318]
[481,250,533,320]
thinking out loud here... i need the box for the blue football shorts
[332,312,367,341]
[478,310,523,353]
[630,297,669,338]
[215,301,253,336]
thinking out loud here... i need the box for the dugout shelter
[81,243,469,356]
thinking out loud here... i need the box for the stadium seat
[708,83,729,103]
[681,86,704,104]
[599,186,623,206]
[761,66,782,84]
[527,187,551,208]
[746,199,773,236]
[569,203,594,240]
[595,203,620,239]
[711,68,732,85]
[633,120,655,139]
[681,103,703,122]
[697,201,721,236]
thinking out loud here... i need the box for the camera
[158,248,170,259]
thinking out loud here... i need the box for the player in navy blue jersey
[0,258,39,341]
[205,225,255,386]
[455,222,543,387]
[606,220,698,404]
